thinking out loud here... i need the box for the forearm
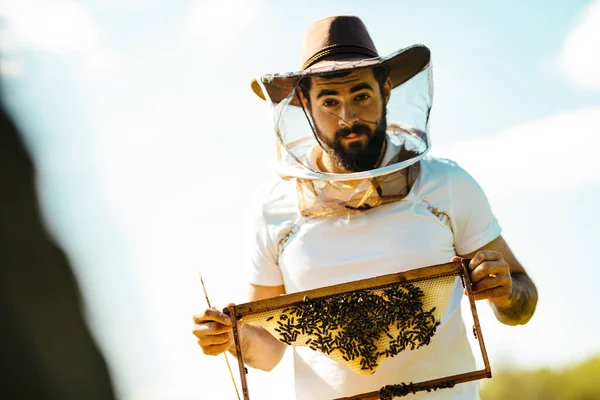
[491,272,538,326]
[228,322,287,371]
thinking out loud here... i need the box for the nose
[338,103,359,127]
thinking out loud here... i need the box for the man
[193,16,537,399]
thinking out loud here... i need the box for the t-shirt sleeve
[242,189,285,287]
[447,161,502,255]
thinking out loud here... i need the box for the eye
[322,99,339,108]
[355,93,370,102]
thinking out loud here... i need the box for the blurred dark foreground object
[0,105,116,399]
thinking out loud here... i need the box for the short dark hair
[297,65,390,107]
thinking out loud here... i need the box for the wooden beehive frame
[225,259,491,399]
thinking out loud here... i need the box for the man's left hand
[452,251,512,308]
[452,236,537,325]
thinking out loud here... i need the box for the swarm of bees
[379,381,456,399]
[270,280,440,372]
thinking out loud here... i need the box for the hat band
[302,45,379,70]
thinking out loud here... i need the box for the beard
[316,107,388,172]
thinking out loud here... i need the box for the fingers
[461,250,513,304]
[471,286,511,302]
[469,250,502,269]
[193,321,234,356]
[198,336,233,356]
[197,332,231,347]
[193,321,232,337]
[470,261,508,284]
[193,308,232,325]
[471,274,511,294]
[192,306,236,356]
[464,272,511,303]
[468,251,509,284]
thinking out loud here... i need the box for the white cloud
[558,0,600,89]
[431,106,600,197]
[0,0,118,76]
[0,0,97,53]
[0,57,23,77]
[181,0,263,52]
[82,47,119,77]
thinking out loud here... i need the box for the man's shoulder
[419,155,487,199]
[420,156,468,181]
[259,176,297,206]
[248,176,299,225]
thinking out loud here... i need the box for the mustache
[334,123,373,141]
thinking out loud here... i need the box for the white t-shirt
[244,153,501,399]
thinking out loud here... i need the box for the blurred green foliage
[480,354,600,400]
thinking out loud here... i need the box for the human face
[303,69,391,172]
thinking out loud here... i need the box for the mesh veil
[258,60,433,217]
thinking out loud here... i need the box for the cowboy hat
[251,15,431,106]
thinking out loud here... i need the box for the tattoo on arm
[493,272,538,326]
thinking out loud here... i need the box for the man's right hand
[191,285,287,371]
[192,306,237,356]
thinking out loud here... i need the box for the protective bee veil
[257,51,433,217]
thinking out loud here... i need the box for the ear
[297,86,311,110]
[383,77,393,104]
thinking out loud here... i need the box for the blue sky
[2,1,600,399]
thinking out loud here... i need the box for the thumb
[451,256,462,263]
[223,303,245,328]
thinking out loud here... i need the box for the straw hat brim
[251,44,430,106]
